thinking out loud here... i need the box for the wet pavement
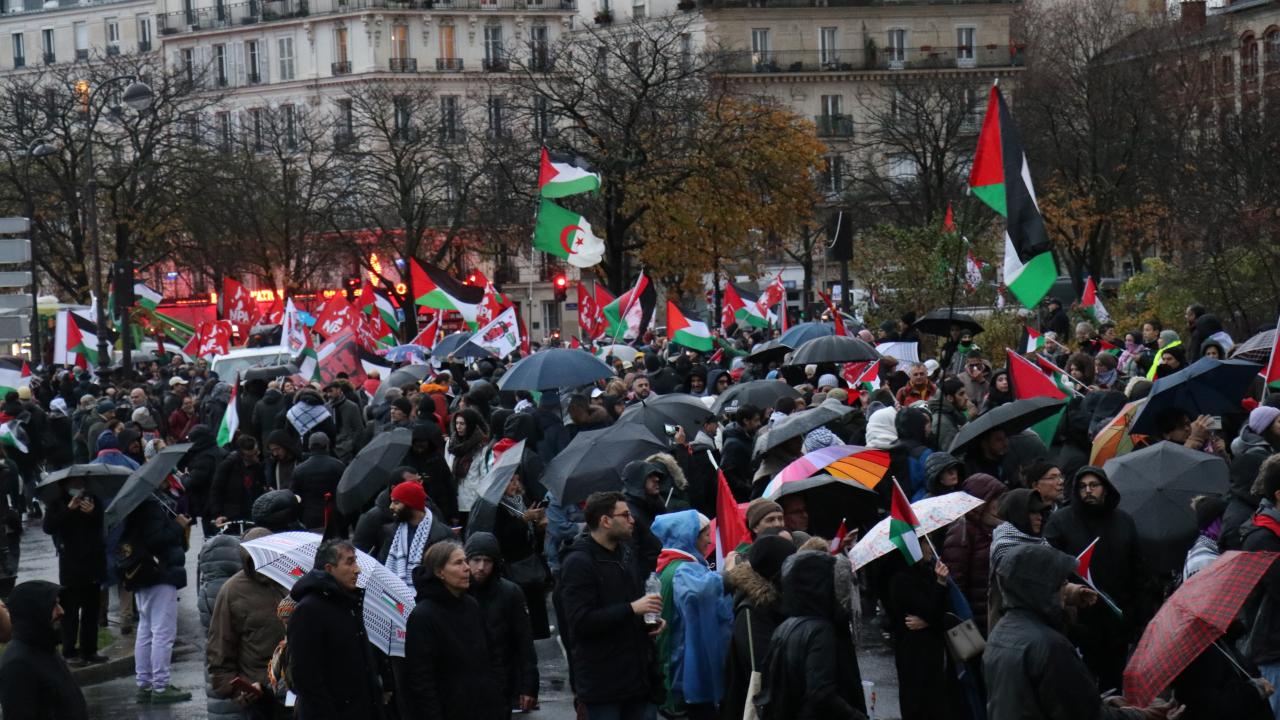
[13,517,901,719]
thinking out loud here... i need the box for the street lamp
[24,140,57,365]
[80,76,153,374]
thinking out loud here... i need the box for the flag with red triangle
[828,518,849,555]
[569,336,581,349]
[714,468,750,569]
[410,315,442,349]
[818,291,846,336]
[1075,537,1124,617]
[1006,349,1068,401]
[666,301,713,352]
[1082,275,1110,323]
[888,479,923,563]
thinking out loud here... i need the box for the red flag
[818,291,845,336]
[721,283,746,333]
[315,297,357,338]
[943,202,957,233]
[1076,537,1099,586]
[353,280,376,315]
[181,322,202,358]
[577,282,598,338]
[1006,349,1068,400]
[828,518,849,555]
[841,361,872,387]
[714,469,750,569]
[569,336,582,349]
[410,315,441,349]
[195,320,232,359]
[590,283,613,341]
[1265,313,1280,389]
[221,277,257,330]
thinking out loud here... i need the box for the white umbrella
[849,492,984,570]
[241,531,416,657]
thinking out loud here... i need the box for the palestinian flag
[135,282,163,311]
[722,283,767,331]
[538,148,601,198]
[1022,326,1046,354]
[818,291,846,336]
[666,301,712,352]
[969,83,1055,308]
[296,332,322,383]
[1075,537,1124,618]
[66,312,100,367]
[410,259,484,327]
[381,590,407,617]
[1264,313,1280,390]
[715,335,747,358]
[888,480,923,564]
[216,375,240,447]
[601,273,656,341]
[842,360,879,393]
[0,360,29,397]
[1034,355,1076,396]
[533,199,605,268]
[0,419,27,454]
[714,469,750,570]
[1082,276,1110,323]
[1007,349,1068,446]
[360,348,394,378]
[360,283,401,334]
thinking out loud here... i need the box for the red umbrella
[1124,550,1279,706]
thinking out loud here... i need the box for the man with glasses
[1044,466,1145,694]
[560,491,666,720]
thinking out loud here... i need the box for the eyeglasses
[607,511,634,520]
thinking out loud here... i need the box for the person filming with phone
[41,478,108,667]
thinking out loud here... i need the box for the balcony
[715,46,1022,74]
[389,57,418,72]
[437,57,463,71]
[106,45,121,56]
[334,129,355,148]
[12,56,23,69]
[482,57,508,72]
[139,40,152,52]
[332,60,352,74]
[704,0,1015,6]
[814,114,854,137]
[42,52,55,65]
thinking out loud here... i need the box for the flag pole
[609,271,644,347]
[1032,351,1090,394]
[891,474,940,559]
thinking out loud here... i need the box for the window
[1242,34,1258,79]
[821,94,842,117]
[956,27,975,66]
[216,111,232,151]
[277,37,294,81]
[484,26,503,69]
[632,0,645,19]
[73,22,88,60]
[184,113,200,143]
[533,94,551,138]
[137,15,152,51]
[105,19,120,54]
[542,301,561,335]
[530,25,548,70]
[41,28,54,64]
[11,33,23,68]
[443,164,461,203]
[819,26,837,66]
[822,155,844,195]
[250,108,264,151]
[751,28,771,69]
[440,24,456,59]
[1221,55,1233,85]
[336,98,353,135]
[440,95,459,141]
[1267,30,1280,71]
[679,32,692,70]
[887,28,907,66]
[487,95,506,138]
[392,24,409,59]
[181,48,195,83]
[818,95,847,136]
[214,44,228,86]
[393,96,411,139]
[335,27,348,64]
[888,153,918,183]
[247,40,262,82]
[283,105,297,149]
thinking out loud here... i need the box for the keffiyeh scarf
[287,402,332,438]
[386,511,434,587]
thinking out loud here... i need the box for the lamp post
[25,140,57,365]
[79,77,153,373]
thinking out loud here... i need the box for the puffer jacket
[941,473,1006,633]
[125,495,188,590]
[197,534,246,720]
[923,451,964,498]
[207,562,287,700]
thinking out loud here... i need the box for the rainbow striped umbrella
[763,444,891,499]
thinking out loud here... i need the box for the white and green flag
[216,376,240,447]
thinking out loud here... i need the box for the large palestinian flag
[666,301,712,352]
[601,273,656,341]
[969,83,1055,309]
[410,259,484,327]
[538,148,601,198]
[722,283,768,331]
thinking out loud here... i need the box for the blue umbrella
[497,348,615,391]
[434,332,494,360]
[1130,358,1262,436]
[778,322,847,347]
[383,344,430,363]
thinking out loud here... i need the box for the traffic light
[466,272,480,285]
[112,261,135,308]
[553,273,568,302]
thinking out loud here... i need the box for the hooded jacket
[125,495,189,589]
[210,449,268,523]
[988,489,1049,630]
[984,544,1142,720]
[182,424,225,516]
[286,569,383,720]
[721,545,791,720]
[404,567,506,720]
[719,422,755,501]
[464,532,539,704]
[197,534,244,631]
[251,389,289,443]
[41,486,107,584]
[754,552,866,720]
[264,428,301,490]
[1223,426,1279,551]
[622,458,669,583]
[1241,499,1280,664]
[941,473,1006,632]
[206,556,288,698]
[923,451,964,497]
[0,581,88,720]
[650,510,732,707]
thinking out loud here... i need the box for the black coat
[41,491,107,583]
[468,543,539,703]
[403,448,457,523]
[181,425,225,517]
[126,496,188,589]
[0,581,88,720]
[1242,501,1280,665]
[290,453,346,530]
[886,563,951,720]
[719,424,755,502]
[251,389,289,444]
[405,573,507,720]
[287,570,383,720]
[209,451,268,522]
[558,532,658,704]
[721,563,786,720]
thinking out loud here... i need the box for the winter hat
[697,512,711,533]
[308,432,330,450]
[16,386,30,401]
[816,374,839,390]
[745,498,783,532]
[391,481,427,512]
[1248,406,1280,436]
[865,407,899,449]
[391,397,413,416]
[748,535,796,581]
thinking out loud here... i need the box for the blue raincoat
[650,510,733,706]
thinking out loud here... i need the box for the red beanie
[391,481,427,513]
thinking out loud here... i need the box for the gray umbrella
[753,401,854,458]
[373,365,434,405]
[744,340,792,365]
[542,424,669,505]
[335,427,413,515]
[498,349,615,391]
[1103,441,1230,574]
[35,464,133,505]
[787,335,879,366]
[245,364,298,382]
[617,394,715,440]
[435,332,494,360]
[711,380,801,416]
[103,443,193,530]
[948,396,1066,454]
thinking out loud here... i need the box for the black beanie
[749,535,797,581]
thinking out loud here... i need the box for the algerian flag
[135,282,163,311]
[0,419,27,453]
[888,480,922,564]
[471,306,522,359]
[538,148,601,198]
[1082,276,1110,323]
[216,376,240,447]
[533,199,604,268]
[969,83,1056,308]
[666,301,712,352]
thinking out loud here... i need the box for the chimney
[1181,0,1206,30]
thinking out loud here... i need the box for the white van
[209,347,293,379]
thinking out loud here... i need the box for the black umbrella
[103,443,193,530]
[1103,441,1230,574]
[912,308,984,336]
[778,322,838,347]
[787,335,880,366]
[1130,358,1262,436]
[498,348,615,392]
[711,380,801,416]
[244,364,298,382]
[744,340,792,365]
[948,396,1066,454]
[336,427,413,515]
[373,365,434,405]
[542,424,669,505]
[618,394,715,440]
[35,464,133,505]
[753,402,854,457]
[434,332,493,360]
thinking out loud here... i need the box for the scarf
[989,521,1047,578]
[386,512,434,587]
[288,402,332,437]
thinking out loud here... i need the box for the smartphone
[1207,416,1223,431]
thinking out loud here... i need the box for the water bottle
[643,572,661,626]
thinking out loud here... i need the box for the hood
[117,428,142,451]
[296,389,325,407]
[261,388,283,403]
[1194,313,1224,338]
[894,407,929,446]
[646,452,687,491]
[186,424,216,452]
[96,430,120,450]
[410,422,445,453]
[996,543,1076,629]
[961,473,1006,503]
[691,429,717,451]
[503,412,539,444]
[706,369,729,393]
[622,459,664,500]
[865,407,899,450]
[290,568,352,603]
[1084,391,1128,438]
[1068,465,1120,510]
[651,509,705,563]
[8,580,62,649]
[212,382,233,403]
[266,429,302,460]
[999,489,1045,535]
[723,562,780,610]
[924,452,965,495]
[779,551,837,620]
[252,489,302,532]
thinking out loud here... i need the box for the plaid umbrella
[1123,550,1279,706]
